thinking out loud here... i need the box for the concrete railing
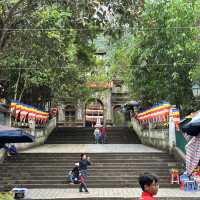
[131,118,169,151]
[131,117,185,166]
[15,117,57,150]
[0,117,57,163]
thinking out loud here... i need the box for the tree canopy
[1,0,199,114]
[0,0,144,107]
[0,0,99,106]
[108,0,200,113]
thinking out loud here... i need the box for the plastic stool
[197,183,200,191]
[194,177,200,191]
[171,173,180,184]
[180,174,189,190]
[12,188,27,199]
[184,180,196,191]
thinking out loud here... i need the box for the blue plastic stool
[12,188,27,199]
[184,180,196,192]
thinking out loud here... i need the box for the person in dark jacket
[68,163,79,184]
[3,144,18,156]
[79,153,91,192]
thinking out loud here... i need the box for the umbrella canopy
[180,116,192,126]
[181,113,200,136]
[126,101,139,106]
[186,135,200,175]
[0,104,10,113]
[0,125,34,144]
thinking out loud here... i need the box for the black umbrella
[180,116,192,126]
[126,101,139,106]
[181,113,200,136]
[0,125,34,144]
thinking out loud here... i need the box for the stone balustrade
[131,117,169,151]
[131,117,185,166]
[0,117,57,163]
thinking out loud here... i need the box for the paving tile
[23,188,200,199]
[21,144,162,154]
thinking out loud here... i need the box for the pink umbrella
[186,135,200,175]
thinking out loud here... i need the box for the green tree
[0,0,146,106]
[108,0,200,113]
[0,1,99,106]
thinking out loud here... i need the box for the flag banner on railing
[10,100,49,124]
[135,102,180,128]
[169,107,180,130]
[136,102,171,122]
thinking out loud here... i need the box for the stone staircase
[0,152,178,190]
[0,127,180,192]
[45,127,141,144]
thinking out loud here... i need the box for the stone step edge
[20,188,200,200]
[24,198,200,200]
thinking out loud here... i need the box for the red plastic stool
[171,172,180,184]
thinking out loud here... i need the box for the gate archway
[65,105,76,122]
[85,99,104,127]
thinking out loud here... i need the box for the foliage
[0,0,146,108]
[0,0,100,107]
[191,65,200,83]
[108,0,200,113]
[0,192,13,200]
[92,0,144,38]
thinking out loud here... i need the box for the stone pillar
[29,119,36,137]
[105,89,112,126]
[169,110,176,151]
[76,99,83,121]
[58,104,65,122]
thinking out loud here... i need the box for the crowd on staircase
[93,126,106,144]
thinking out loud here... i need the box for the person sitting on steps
[1,144,18,157]
[68,162,79,184]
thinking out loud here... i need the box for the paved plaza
[21,144,162,153]
[24,188,200,199]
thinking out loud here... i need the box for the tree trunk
[19,74,28,101]
[0,0,25,50]
[14,69,21,100]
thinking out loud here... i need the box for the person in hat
[68,162,80,184]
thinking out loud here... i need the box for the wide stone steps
[0,164,175,169]
[2,160,175,164]
[0,151,179,190]
[1,182,177,189]
[0,127,183,196]
[45,127,141,144]
[0,170,174,176]
[2,153,173,158]
[1,175,172,180]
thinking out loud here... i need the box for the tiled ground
[23,188,200,199]
[21,144,162,153]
